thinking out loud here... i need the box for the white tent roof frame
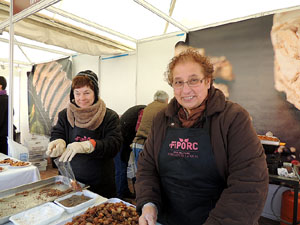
[0,0,299,66]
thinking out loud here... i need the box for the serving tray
[0,176,86,224]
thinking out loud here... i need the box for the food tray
[257,135,280,146]
[0,175,86,224]
[54,190,99,213]
[9,202,64,225]
[60,198,135,224]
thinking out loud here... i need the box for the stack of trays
[24,136,49,171]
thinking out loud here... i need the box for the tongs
[54,158,82,192]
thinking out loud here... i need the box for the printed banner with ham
[13,0,41,15]
[186,11,300,151]
[28,58,72,136]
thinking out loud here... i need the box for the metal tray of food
[0,175,87,224]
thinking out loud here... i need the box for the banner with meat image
[28,57,72,136]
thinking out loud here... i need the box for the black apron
[158,118,225,225]
[68,126,116,197]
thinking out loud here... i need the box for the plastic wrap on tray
[9,202,64,225]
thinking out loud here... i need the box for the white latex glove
[46,139,66,157]
[139,203,158,225]
[59,141,95,162]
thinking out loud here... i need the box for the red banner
[13,0,41,15]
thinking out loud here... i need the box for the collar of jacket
[165,86,226,118]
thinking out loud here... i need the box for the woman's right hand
[139,204,157,225]
[46,139,66,157]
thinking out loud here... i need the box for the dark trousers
[0,136,7,155]
[114,147,131,198]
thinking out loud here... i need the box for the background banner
[187,14,300,151]
[28,57,72,136]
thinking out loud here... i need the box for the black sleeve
[90,109,122,159]
[50,109,68,142]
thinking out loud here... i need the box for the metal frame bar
[0,37,73,56]
[0,0,61,30]
[134,0,189,33]
[45,6,137,44]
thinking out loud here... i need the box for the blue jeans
[131,143,144,169]
[114,148,130,198]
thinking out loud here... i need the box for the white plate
[260,140,280,146]
[9,162,32,168]
[9,202,64,225]
[0,166,8,172]
[54,189,99,213]
[105,197,136,207]
[0,163,10,166]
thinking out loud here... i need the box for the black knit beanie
[70,70,99,104]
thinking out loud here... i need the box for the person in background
[131,90,169,167]
[0,76,8,154]
[136,49,268,225]
[46,70,122,198]
[114,104,146,199]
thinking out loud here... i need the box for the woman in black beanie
[46,70,122,197]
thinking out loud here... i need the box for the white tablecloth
[0,153,41,192]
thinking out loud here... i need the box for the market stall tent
[0,0,299,143]
[0,0,300,65]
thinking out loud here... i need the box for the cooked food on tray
[65,202,139,225]
[39,187,73,197]
[257,135,280,142]
[58,194,92,207]
[70,180,82,192]
[0,166,7,172]
[10,161,31,167]
[0,159,12,164]
[0,158,30,167]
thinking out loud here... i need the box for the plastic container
[9,202,64,225]
[7,139,29,162]
[30,159,47,171]
[54,190,99,213]
[280,190,300,225]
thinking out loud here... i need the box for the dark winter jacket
[0,93,8,137]
[135,86,268,225]
[51,107,122,197]
[120,105,146,162]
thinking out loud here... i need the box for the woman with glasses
[135,49,268,225]
[46,70,122,198]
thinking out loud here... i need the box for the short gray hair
[153,90,169,103]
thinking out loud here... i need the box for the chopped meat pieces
[66,202,139,225]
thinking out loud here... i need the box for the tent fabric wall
[136,34,185,106]
[100,53,136,115]
[72,54,99,77]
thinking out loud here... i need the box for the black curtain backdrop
[187,15,300,152]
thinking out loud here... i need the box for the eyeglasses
[172,77,206,89]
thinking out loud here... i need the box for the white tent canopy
[0,0,300,65]
[0,0,300,144]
